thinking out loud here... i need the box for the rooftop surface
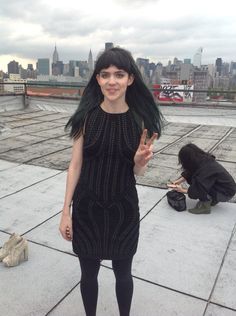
[0,103,236,316]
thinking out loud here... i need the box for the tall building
[215,58,223,76]
[88,49,94,72]
[27,64,34,71]
[53,45,59,63]
[193,70,208,102]
[184,58,191,64]
[37,58,50,75]
[8,60,19,74]
[26,64,36,79]
[136,58,150,78]
[52,45,63,76]
[230,62,236,75]
[180,63,193,82]
[193,47,203,68]
[105,42,114,51]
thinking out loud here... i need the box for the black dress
[72,106,141,260]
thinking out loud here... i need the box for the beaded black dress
[72,106,141,260]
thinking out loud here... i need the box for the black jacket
[181,159,236,200]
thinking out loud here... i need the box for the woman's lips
[107,89,117,93]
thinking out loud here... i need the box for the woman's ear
[128,74,134,86]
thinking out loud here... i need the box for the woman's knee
[112,258,133,280]
[79,257,100,280]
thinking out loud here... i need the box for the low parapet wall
[28,96,79,113]
[0,94,80,114]
[0,95,25,112]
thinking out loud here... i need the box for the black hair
[178,143,215,173]
[66,47,163,138]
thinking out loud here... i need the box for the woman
[59,47,163,316]
[169,143,236,214]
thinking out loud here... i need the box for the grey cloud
[0,0,236,69]
[0,0,44,20]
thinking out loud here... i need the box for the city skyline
[1,46,234,75]
[0,0,236,72]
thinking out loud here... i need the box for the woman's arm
[172,176,186,185]
[174,184,188,194]
[134,129,157,176]
[59,135,84,241]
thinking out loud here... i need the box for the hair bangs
[95,49,132,74]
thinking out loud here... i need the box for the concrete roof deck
[0,104,236,316]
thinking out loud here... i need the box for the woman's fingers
[137,148,153,165]
[146,133,158,147]
[66,226,73,240]
[60,225,72,241]
[139,130,158,148]
[139,129,148,146]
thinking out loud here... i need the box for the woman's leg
[78,257,101,316]
[112,257,134,316]
[210,189,233,204]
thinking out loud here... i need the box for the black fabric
[167,190,187,212]
[79,257,100,316]
[181,159,236,201]
[72,106,141,259]
[112,258,134,316]
[78,257,133,316]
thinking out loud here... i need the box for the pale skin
[167,176,188,194]
[59,66,158,241]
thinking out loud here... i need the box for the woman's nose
[107,75,116,84]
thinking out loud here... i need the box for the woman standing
[59,47,163,316]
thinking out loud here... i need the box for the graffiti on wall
[153,84,194,102]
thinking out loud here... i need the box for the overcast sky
[0,0,236,72]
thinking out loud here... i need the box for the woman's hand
[173,184,188,194]
[134,129,158,168]
[59,212,73,241]
[172,176,185,185]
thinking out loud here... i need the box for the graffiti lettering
[153,84,193,102]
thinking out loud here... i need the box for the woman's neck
[101,101,129,114]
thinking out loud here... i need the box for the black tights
[78,256,133,316]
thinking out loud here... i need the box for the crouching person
[170,143,236,214]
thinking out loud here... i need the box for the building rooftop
[0,101,236,316]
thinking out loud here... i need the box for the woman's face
[96,65,133,103]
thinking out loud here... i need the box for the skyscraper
[52,45,63,76]
[184,59,191,64]
[193,47,203,68]
[53,45,59,63]
[37,58,50,75]
[105,42,114,51]
[88,49,94,73]
[8,60,19,74]
[215,58,222,76]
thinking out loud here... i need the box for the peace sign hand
[134,129,158,168]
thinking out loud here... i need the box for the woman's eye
[100,73,109,79]
[116,73,125,78]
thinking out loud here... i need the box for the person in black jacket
[169,143,236,214]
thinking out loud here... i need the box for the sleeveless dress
[72,106,141,260]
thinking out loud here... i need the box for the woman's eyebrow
[100,70,126,74]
